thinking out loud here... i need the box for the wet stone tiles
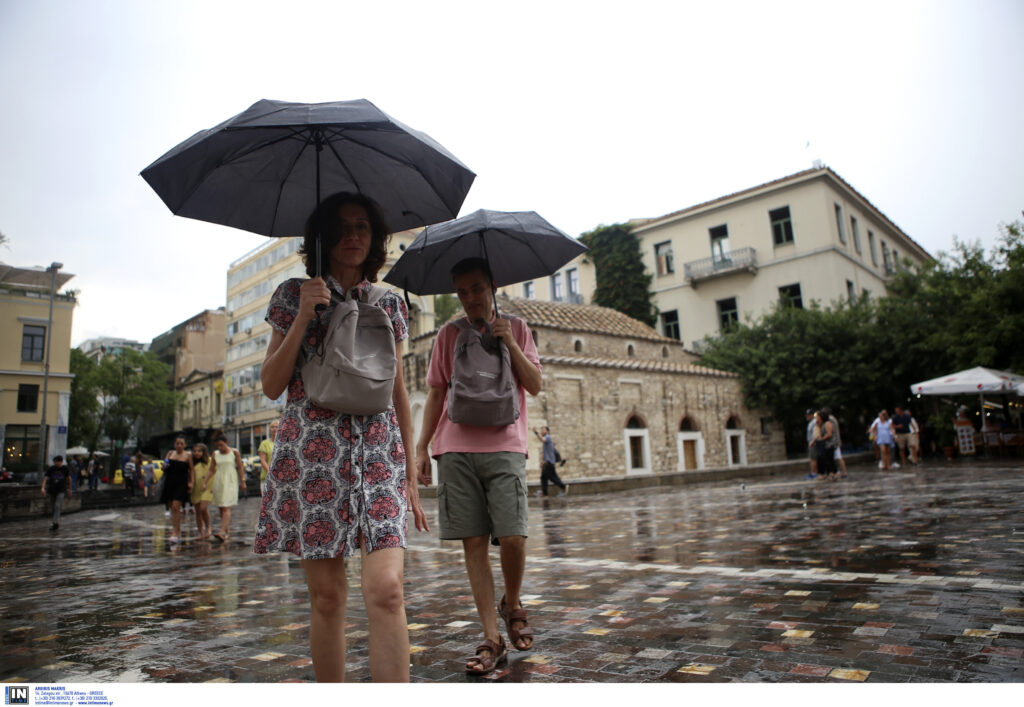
[1,460,1022,683]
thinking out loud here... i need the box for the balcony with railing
[683,247,758,286]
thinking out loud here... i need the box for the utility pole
[38,262,63,475]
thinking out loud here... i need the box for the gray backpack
[447,316,520,427]
[300,285,396,416]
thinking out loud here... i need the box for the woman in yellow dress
[191,443,214,540]
[206,434,246,541]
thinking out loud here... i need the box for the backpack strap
[363,284,389,306]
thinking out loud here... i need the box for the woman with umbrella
[253,192,429,683]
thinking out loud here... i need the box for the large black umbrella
[383,209,588,298]
[141,98,475,240]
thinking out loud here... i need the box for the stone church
[403,295,785,483]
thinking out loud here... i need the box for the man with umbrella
[414,257,543,675]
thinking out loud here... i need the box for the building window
[769,206,794,245]
[17,384,39,413]
[778,283,803,308]
[846,279,856,303]
[868,230,878,266]
[851,216,862,254]
[574,339,583,353]
[21,325,46,362]
[1,424,41,473]
[567,268,580,300]
[709,225,730,263]
[551,273,563,301]
[892,249,900,271]
[627,344,636,358]
[882,241,893,274]
[717,297,738,333]
[661,310,680,340]
[654,241,674,275]
[523,281,535,299]
[834,203,846,244]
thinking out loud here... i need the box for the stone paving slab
[1,460,1022,683]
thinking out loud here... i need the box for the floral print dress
[252,276,410,560]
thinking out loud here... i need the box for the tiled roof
[632,165,932,260]
[495,295,679,344]
[540,354,738,378]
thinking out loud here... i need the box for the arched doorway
[724,415,747,467]
[676,416,705,470]
[623,414,651,475]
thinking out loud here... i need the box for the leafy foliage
[69,349,182,453]
[433,293,461,327]
[580,223,657,326]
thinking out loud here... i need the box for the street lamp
[38,262,63,475]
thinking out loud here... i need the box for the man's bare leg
[462,534,502,668]
[498,535,531,649]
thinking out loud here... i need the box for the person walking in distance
[257,420,278,496]
[533,426,568,496]
[822,407,847,478]
[870,410,896,471]
[191,443,214,540]
[415,257,543,675]
[252,192,428,683]
[162,435,195,544]
[41,455,71,531]
[805,409,819,479]
[207,434,246,542]
[892,406,911,468]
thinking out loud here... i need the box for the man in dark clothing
[892,406,912,468]
[533,427,568,497]
[41,455,71,531]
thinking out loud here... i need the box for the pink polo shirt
[426,315,541,457]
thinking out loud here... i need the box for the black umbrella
[141,98,476,248]
[383,209,588,301]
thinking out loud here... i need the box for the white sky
[1,0,1021,347]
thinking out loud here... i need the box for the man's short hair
[451,257,494,282]
[53,455,64,462]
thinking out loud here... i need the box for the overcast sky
[1,0,1021,347]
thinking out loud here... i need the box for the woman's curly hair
[298,192,391,282]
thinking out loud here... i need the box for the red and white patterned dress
[252,276,410,560]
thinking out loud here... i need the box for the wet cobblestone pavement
[2,460,1022,683]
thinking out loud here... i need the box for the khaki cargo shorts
[436,452,528,540]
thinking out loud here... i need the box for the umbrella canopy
[141,98,475,237]
[64,446,89,456]
[910,366,1024,395]
[383,209,588,295]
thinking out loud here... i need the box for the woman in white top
[205,433,246,541]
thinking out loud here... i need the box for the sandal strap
[475,637,504,654]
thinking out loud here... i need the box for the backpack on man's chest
[300,285,396,416]
[447,316,520,427]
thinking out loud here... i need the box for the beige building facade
[223,231,435,454]
[151,309,226,386]
[404,296,785,482]
[174,369,223,434]
[0,264,76,474]
[631,166,932,349]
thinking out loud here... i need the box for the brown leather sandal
[465,636,507,675]
[499,595,535,651]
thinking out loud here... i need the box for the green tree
[580,223,657,326]
[433,293,461,327]
[94,349,181,453]
[68,349,101,448]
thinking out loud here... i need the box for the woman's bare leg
[361,546,410,682]
[302,557,348,682]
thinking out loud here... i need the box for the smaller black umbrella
[383,209,588,302]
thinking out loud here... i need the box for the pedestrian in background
[822,407,847,478]
[907,409,922,465]
[805,409,818,479]
[41,455,71,531]
[533,426,568,497]
[814,411,837,479]
[123,455,137,498]
[870,410,896,471]
[892,406,912,468]
[257,420,278,497]
[162,435,194,544]
[87,453,99,492]
[191,443,213,540]
[207,434,245,542]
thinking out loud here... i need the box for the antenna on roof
[812,159,824,170]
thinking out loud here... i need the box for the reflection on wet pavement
[1,461,1022,682]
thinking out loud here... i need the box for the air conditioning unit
[245,327,252,335]
[226,335,233,344]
